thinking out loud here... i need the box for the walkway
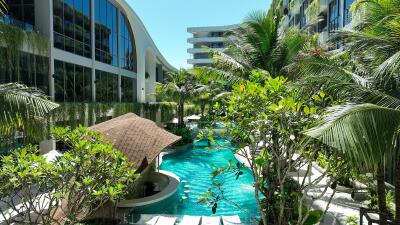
[234,148,368,225]
[294,162,366,225]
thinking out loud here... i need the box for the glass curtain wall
[54,60,92,102]
[120,13,136,72]
[4,0,35,30]
[328,0,340,32]
[121,75,134,102]
[53,0,91,58]
[0,48,49,94]
[95,0,118,66]
[300,0,308,28]
[343,0,353,26]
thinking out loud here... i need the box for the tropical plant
[51,126,136,223]
[0,126,136,225]
[192,11,313,84]
[0,83,58,141]
[199,70,335,225]
[156,69,206,127]
[295,0,400,223]
[343,215,358,225]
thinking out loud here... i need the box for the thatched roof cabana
[90,113,181,172]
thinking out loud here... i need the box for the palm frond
[0,83,58,140]
[0,0,7,15]
[191,66,244,84]
[304,103,400,170]
[373,50,400,83]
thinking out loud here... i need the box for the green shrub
[166,125,193,146]
[343,215,358,225]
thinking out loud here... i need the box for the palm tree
[0,83,58,141]
[295,0,400,223]
[192,11,313,84]
[157,69,206,127]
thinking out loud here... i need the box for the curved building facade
[2,0,175,103]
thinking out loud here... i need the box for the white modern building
[187,25,238,67]
[0,0,175,103]
[278,0,354,44]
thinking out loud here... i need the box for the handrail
[0,15,34,31]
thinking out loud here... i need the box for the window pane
[74,65,83,102]
[19,53,33,86]
[65,63,75,102]
[84,67,92,101]
[83,0,90,16]
[54,60,65,102]
[100,0,106,25]
[36,56,49,95]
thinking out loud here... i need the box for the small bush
[343,215,358,225]
[167,125,193,146]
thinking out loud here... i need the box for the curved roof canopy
[90,113,181,172]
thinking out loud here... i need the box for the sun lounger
[135,214,160,225]
[201,216,221,225]
[155,216,178,225]
[222,215,241,225]
[179,215,201,225]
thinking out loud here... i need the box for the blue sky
[128,0,271,69]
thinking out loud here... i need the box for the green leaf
[303,210,323,225]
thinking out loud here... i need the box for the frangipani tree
[199,70,336,225]
[156,69,206,127]
[0,126,136,224]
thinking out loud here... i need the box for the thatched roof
[90,113,181,172]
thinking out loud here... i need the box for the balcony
[187,48,225,54]
[187,37,225,44]
[187,58,213,65]
[0,15,34,31]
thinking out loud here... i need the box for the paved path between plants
[234,148,369,225]
[291,162,369,225]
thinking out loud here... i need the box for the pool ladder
[181,180,190,200]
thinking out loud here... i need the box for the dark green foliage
[166,125,193,146]
[157,69,206,127]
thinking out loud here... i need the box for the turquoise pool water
[130,139,260,224]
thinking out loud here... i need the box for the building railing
[360,207,395,225]
[0,15,34,31]
[343,8,352,26]
[328,17,339,32]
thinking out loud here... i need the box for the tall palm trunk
[178,98,185,128]
[377,161,388,225]
[395,157,400,224]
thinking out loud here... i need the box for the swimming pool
[129,139,260,224]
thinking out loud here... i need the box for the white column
[91,0,96,102]
[48,0,55,100]
[146,56,156,102]
[136,51,146,103]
